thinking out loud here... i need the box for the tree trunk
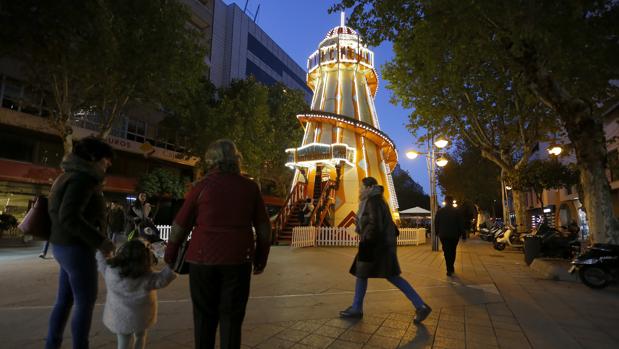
[511,189,528,234]
[564,117,619,244]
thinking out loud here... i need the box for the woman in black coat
[46,137,115,349]
[339,177,432,324]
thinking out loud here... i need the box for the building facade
[209,1,312,101]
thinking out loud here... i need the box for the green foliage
[0,0,206,148]
[166,78,308,195]
[508,160,579,206]
[437,141,501,213]
[332,1,561,175]
[137,168,188,200]
[391,165,430,210]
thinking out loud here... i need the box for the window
[127,119,146,143]
[1,76,23,111]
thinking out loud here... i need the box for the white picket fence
[157,225,172,241]
[291,227,426,248]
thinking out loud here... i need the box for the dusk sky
[224,0,433,201]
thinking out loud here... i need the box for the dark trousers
[440,237,460,273]
[189,263,252,349]
[46,244,98,349]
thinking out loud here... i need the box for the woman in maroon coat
[164,139,271,349]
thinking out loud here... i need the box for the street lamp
[406,135,449,251]
[547,145,563,156]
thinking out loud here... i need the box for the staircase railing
[309,180,336,227]
[272,182,307,242]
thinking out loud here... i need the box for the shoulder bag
[173,180,208,274]
[18,196,51,240]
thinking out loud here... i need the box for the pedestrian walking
[45,136,115,349]
[164,139,271,349]
[108,201,127,245]
[97,240,176,349]
[435,195,466,276]
[39,240,50,259]
[339,177,432,324]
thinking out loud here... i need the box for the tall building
[281,15,399,231]
[0,0,308,222]
[209,1,312,101]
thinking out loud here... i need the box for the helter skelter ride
[273,14,399,242]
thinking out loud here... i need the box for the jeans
[189,263,252,349]
[46,244,98,349]
[352,275,425,311]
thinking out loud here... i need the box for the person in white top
[97,240,177,349]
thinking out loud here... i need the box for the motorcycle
[569,243,619,289]
[493,225,523,250]
[479,222,503,242]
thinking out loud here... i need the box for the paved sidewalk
[1,239,618,348]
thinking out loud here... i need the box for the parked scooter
[493,225,523,250]
[479,222,503,242]
[570,243,619,289]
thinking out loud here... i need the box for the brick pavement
[1,239,618,348]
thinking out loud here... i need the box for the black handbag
[18,196,51,240]
[171,180,207,274]
[172,238,190,274]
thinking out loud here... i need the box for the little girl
[97,239,177,349]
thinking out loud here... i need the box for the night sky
[225,0,432,201]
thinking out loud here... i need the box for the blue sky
[225,0,432,199]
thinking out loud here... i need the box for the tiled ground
[1,239,619,348]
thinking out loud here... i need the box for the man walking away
[435,195,465,276]
[108,201,126,245]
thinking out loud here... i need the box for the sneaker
[339,306,363,319]
[446,270,454,276]
[413,304,432,324]
[39,254,46,259]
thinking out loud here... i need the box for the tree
[165,78,308,195]
[137,168,188,200]
[437,141,501,214]
[332,0,558,234]
[391,165,430,210]
[332,0,619,243]
[0,0,206,153]
[509,160,579,208]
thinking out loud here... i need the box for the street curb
[529,258,579,282]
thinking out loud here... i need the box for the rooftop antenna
[340,11,345,26]
[243,0,249,13]
[253,4,260,22]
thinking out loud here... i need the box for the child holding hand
[97,240,177,349]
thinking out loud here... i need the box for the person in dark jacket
[435,195,466,276]
[46,136,115,349]
[164,139,271,349]
[339,177,432,324]
[107,201,126,245]
[126,192,159,242]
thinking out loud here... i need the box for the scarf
[355,185,384,232]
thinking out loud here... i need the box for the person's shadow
[399,325,433,348]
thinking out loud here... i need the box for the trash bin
[524,235,542,265]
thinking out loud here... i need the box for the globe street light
[406,135,449,251]
[547,145,563,156]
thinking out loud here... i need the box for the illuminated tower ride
[285,14,399,227]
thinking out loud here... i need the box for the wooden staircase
[272,182,307,245]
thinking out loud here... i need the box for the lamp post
[406,135,449,252]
